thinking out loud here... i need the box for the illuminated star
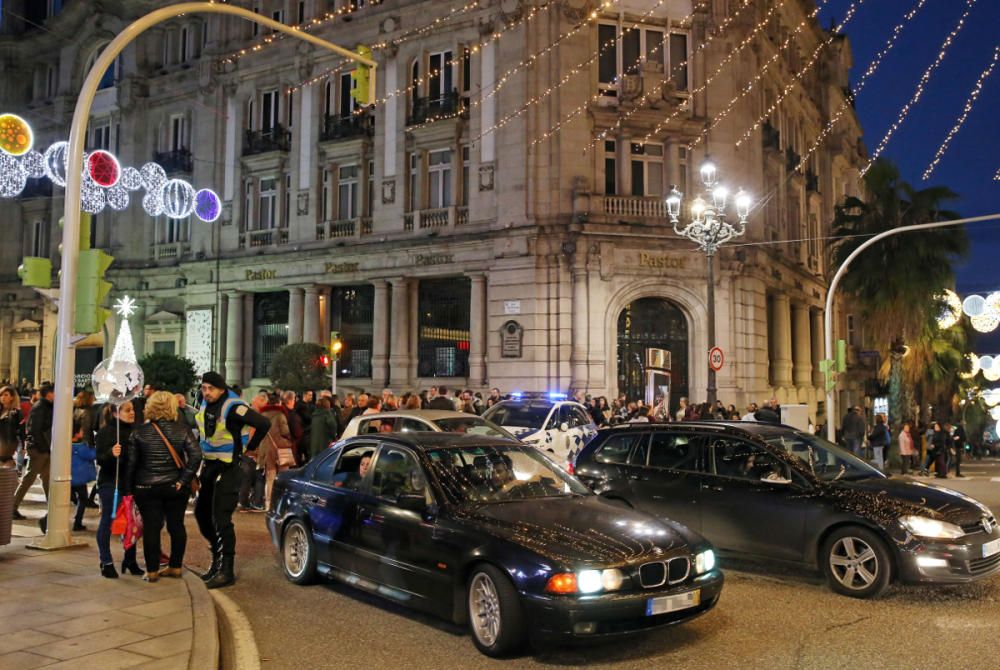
[114,295,138,319]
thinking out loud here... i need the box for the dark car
[267,433,723,656]
[575,422,1000,599]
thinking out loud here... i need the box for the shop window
[153,341,176,355]
[253,292,290,379]
[331,285,374,378]
[417,278,470,378]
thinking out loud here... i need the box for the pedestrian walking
[867,414,890,470]
[898,422,915,475]
[95,401,142,578]
[260,394,294,511]
[841,406,866,457]
[0,385,23,469]
[929,422,949,478]
[951,422,967,478]
[70,420,97,531]
[194,372,270,589]
[126,392,202,582]
[12,383,54,526]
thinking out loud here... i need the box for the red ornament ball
[87,150,120,187]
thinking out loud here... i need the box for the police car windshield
[486,404,551,430]
[434,417,516,440]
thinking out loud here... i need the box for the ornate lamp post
[665,157,752,405]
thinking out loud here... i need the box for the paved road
[22,459,1000,669]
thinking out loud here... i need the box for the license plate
[646,589,700,616]
[983,538,1000,558]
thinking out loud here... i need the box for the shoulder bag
[268,433,297,469]
[151,422,201,494]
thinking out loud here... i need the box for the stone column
[792,303,812,387]
[0,311,14,381]
[388,277,410,388]
[224,292,243,386]
[287,287,304,344]
[570,268,588,391]
[468,274,486,387]
[811,309,825,387]
[371,280,389,386]
[215,292,227,373]
[242,293,254,385]
[303,286,321,344]
[771,293,793,388]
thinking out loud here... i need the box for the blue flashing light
[509,391,524,399]
[547,392,568,401]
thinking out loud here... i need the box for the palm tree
[831,159,967,424]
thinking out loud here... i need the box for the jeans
[71,484,88,526]
[96,484,137,566]
[13,449,49,509]
[134,483,189,572]
[238,455,263,508]
[196,459,243,558]
[871,446,885,470]
[844,438,862,458]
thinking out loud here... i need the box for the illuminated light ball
[979,355,994,371]
[120,166,143,191]
[991,405,1000,421]
[194,188,222,222]
[21,150,45,179]
[160,178,196,219]
[935,289,962,329]
[0,113,33,156]
[960,353,981,380]
[80,178,106,214]
[986,292,1000,317]
[983,388,1000,407]
[963,294,986,318]
[43,141,69,187]
[139,162,167,191]
[0,153,27,197]
[971,313,1000,334]
[985,367,1000,383]
[106,184,129,211]
[87,149,120,187]
[142,191,164,217]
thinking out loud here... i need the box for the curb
[184,571,221,670]
[211,588,262,670]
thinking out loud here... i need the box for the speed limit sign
[709,347,725,372]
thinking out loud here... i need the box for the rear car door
[700,437,806,561]
[626,430,706,533]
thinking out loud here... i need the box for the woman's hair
[405,394,421,410]
[875,414,886,425]
[144,391,178,422]
[317,398,331,410]
[74,390,95,408]
[0,385,17,409]
[367,397,380,410]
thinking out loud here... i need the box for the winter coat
[25,398,53,453]
[310,407,340,458]
[259,405,293,471]
[898,430,915,456]
[841,412,866,440]
[0,406,23,462]
[71,441,97,486]
[868,423,890,448]
[96,420,133,489]
[126,419,202,489]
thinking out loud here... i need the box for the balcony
[315,217,373,241]
[150,242,190,261]
[153,148,193,174]
[242,125,291,156]
[403,206,469,232]
[320,112,374,142]
[762,120,781,152]
[239,228,289,249]
[407,90,466,126]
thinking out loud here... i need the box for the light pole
[40,3,377,550]
[665,158,752,405]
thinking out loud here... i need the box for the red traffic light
[319,354,331,367]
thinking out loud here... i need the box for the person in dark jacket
[12,383,54,522]
[0,384,23,468]
[867,413,890,470]
[754,398,781,424]
[310,398,340,458]
[95,401,141,578]
[428,385,455,410]
[70,419,97,531]
[841,406,867,457]
[126,391,202,582]
[281,391,305,464]
[951,422,967,477]
[930,422,950,478]
[296,390,315,461]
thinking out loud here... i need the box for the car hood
[452,496,692,568]
[824,477,991,526]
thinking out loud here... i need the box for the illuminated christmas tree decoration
[22,150,45,179]
[194,188,222,223]
[80,178,106,214]
[43,141,69,187]
[120,166,143,191]
[0,113,33,156]
[0,153,27,197]
[106,184,130,211]
[160,178,196,219]
[142,191,164,217]
[140,162,167,191]
[87,149,121,187]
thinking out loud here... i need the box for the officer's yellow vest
[195,394,249,463]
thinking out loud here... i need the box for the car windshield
[485,404,551,430]
[433,417,517,440]
[764,431,883,481]
[426,445,590,504]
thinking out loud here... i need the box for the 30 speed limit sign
[709,347,725,372]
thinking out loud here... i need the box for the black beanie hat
[201,371,227,391]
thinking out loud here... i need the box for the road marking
[992,477,1000,482]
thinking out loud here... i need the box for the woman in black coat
[0,385,23,467]
[95,401,140,578]
[126,392,202,581]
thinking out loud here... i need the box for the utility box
[0,467,15,546]
[781,404,811,432]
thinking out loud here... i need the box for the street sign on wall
[709,346,725,372]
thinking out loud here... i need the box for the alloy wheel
[829,536,879,590]
[469,573,502,647]
[284,524,308,578]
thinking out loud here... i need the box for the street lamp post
[665,158,752,406]
[40,3,377,550]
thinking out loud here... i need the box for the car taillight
[544,573,577,594]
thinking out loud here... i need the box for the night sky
[818,0,1000,350]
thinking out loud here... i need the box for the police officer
[195,371,270,588]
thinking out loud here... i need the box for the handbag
[151,422,201,494]
[110,498,129,535]
[268,433,296,469]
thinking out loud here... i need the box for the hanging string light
[286,60,350,95]
[160,178,197,219]
[730,0,867,150]
[922,45,999,180]
[0,153,27,197]
[794,0,930,173]
[371,0,482,50]
[862,0,978,175]
[21,149,45,179]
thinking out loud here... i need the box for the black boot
[205,555,235,589]
[100,563,119,579]
[122,555,144,576]
[201,542,223,582]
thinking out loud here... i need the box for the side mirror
[559,422,569,432]
[396,493,426,513]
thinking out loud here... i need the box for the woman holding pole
[95,401,141,578]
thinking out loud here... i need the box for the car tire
[821,526,892,599]
[281,519,317,585]
[467,564,526,657]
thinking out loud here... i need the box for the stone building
[0,0,871,422]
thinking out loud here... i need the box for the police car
[482,393,597,470]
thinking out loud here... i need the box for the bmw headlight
[695,549,716,574]
[899,515,964,539]
[575,569,624,594]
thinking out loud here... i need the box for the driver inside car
[335,454,372,488]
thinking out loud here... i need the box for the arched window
[84,44,120,90]
[617,298,689,408]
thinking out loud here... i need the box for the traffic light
[330,330,343,358]
[319,353,331,368]
[18,257,52,288]
[75,248,113,334]
[836,339,847,373]
[350,45,373,106]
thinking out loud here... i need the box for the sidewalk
[0,522,218,670]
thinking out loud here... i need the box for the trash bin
[0,467,15,545]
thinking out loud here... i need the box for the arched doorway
[617,298,689,409]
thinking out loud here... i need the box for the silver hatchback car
[341,409,519,441]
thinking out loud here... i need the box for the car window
[708,438,790,483]
[485,404,552,430]
[630,435,649,465]
[595,433,647,464]
[311,448,341,483]
[647,433,704,472]
[399,418,434,433]
[330,444,376,489]
[764,431,882,481]
[370,446,428,502]
[572,407,592,427]
[357,418,382,435]
[434,417,515,439]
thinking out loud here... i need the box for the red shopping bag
[122,496,144,551]
[110,497,129,536]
